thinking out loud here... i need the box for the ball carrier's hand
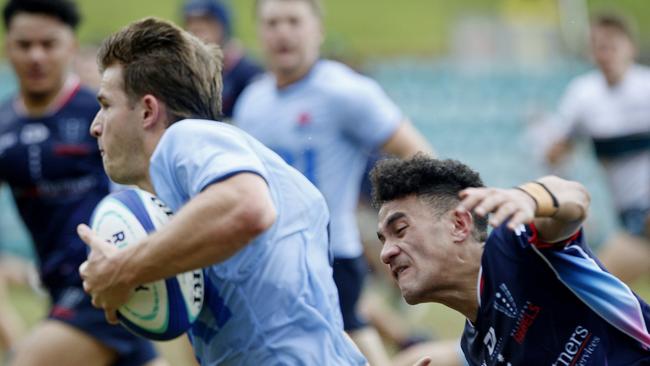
[77,224,133,325]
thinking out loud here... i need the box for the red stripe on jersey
[528,222,581,249]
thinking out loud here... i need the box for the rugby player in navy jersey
[0,1,165,365]
[373,155,650,365]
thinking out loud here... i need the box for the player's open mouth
[393,265,408,280]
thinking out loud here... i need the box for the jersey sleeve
[554,78,586,139]
[150,120,268,198]
[337,76,403,150]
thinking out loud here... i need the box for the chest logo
[20,123,49,145]
[296,112,312,128]
[494,283,518,318]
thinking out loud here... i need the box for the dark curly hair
[370,154,488,241]
[3,0,80,30]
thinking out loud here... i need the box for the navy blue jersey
[0,83,109,290]
[461,224,650,365]
[221,54,263,118]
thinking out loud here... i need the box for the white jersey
[554,64,650,211]
[235,60,402,258]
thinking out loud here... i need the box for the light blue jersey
[235,60,402,258]
[149,119,366,365]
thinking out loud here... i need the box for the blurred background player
[545,14,650,284]
[0,1,165,365]
[183,0,263,119]
[234,0,437,364]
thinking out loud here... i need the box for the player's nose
[89,116,102,138]
[380,242,400,265]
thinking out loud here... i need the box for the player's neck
[603,62,632,87]
[274,61,317,89]
[17,74,80,117]
[435,243,483,323]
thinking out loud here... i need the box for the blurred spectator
[183,0,263,119]
[545,14,650,284]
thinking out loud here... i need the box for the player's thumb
[77,223,100,251]
[413,357,432,366]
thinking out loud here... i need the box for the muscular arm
[532,175,590,243]
[110,172,276,288]
[381,119,435,158]
[459,175,590,244]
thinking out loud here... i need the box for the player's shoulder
[237,72,274,100]
[627,64,650,87]
[313,60,379,92]
[164,118,243,143]
[0,96,18,130]
[569,70,603,90]
[630,63,650,77]
[58,85,100,116]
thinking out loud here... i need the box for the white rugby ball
[89,188,204,340]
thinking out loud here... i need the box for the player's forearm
[382,120,436,158]
[115,174,276,287]
[532,175,590,243]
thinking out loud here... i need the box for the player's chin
[399,285,425,305]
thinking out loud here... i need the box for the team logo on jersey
[511,301,541,344]
[296,112,312,128]
[552,325,599,366]
[494,283,518,318]
[20,123,49,145]
[58,118,87,143]
[484,327,497,355]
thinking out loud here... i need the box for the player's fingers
[489,202,517,228]
[79,261,88,279]
[82,280,91,294]
[105,309,119,325]
[412,356,432,366]
[458,188,489,212]
[507,210,533,230]
[473,192,508,217]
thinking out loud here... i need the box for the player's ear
[450,209,472,243]
[141,94,164,129]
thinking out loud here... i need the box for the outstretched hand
[457,187,537,230]
[77,224,132,324]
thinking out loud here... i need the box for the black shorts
[332,255,369,332]
[48,286,158,366]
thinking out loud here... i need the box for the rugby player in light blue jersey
[76,18,366,365]
[234,0,433,364]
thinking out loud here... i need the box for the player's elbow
[237,195,277,239]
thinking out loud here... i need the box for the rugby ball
[89,188,204,340]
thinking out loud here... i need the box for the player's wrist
[515,181,559,217]
[109,250,137,289]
